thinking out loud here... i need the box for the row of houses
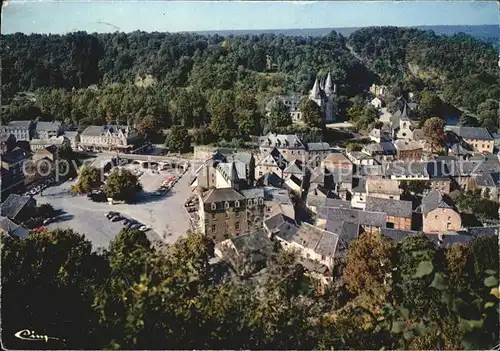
[1,120,141,153]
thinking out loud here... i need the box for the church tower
[323,73,337,123]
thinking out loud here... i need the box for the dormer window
[235,200,240,208]
[224,201,229,209]
[211,203,216,211]
[258,198,264,205]
[248,199,253,206]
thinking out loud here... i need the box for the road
[35,170,194,250]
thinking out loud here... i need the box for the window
[224,201,229,209]
[259,171,263,176]
[297,151,301,155]
[235,223,240,230]
[212,225,216,233]
[306,253,310,258]
[224,234,229,239]
[321,255,325,261]
[291,151,294,155]
[435,215,438,219]
[448,216,451,220]
[235,200,240,208]
[258,198,264,205]
[248,199,253,206]
[386,222,395,229]
[447,223,452,229]
[211,203,216,210]
[267,207,271,212]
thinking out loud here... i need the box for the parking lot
[35,165,194,250]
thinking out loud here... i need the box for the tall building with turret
[309,73,337,123]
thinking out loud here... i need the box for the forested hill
[1,26,498,132]
[347,27,499,118]
[192,25,498,45]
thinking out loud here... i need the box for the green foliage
[104,169,142,202]
[72,166,102,194]
[418,91,444,119]
[422,117,445,152]
[165,125,191,153]
[453,189,500,220]
[345,142,363,152]
[346,97,378,133]
[265,100,292,134]
[300,98,323,127]
[399,180,431,197]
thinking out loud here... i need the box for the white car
[139,225,150,232]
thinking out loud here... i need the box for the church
[266,72,337,123]
[308,72,337,123]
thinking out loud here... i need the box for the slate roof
[35,121,61,131]
[283,159,304,175]
[421,190,456,215]
[0,194,34,219]
[217,161,246,181]
[306,142,330,151]
[351,176,367,193]
[281,222,339,258]
[257,148,288,170]
[445,126,493,141]
[260,133,305,149]
[230,230,272,254]
[475,172,500,188]
[0,216,29,238]
[240,188,265,199]
[362,142,396,155]
[381,228,421,242]
[394,139,424,151]
[366,197,413,218]
[256,172,282,188]
[326,220,359,243]
[81,125,130,137]
[323,152,351,165]
[467,226,500,237]
[366,178,400,195]
[203,188,245,203]
[309,166,326,184]
[1,148,29,164]
[6,121,32,129]
[317,206,386,227]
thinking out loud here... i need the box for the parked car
[125,221,138,229]
[106,211,120,219]
[130,223,142,229]
[111,215,125,222]
[150,191,164,197]
[139,225,150,232]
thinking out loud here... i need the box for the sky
[2,1,498,34]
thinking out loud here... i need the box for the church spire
[309,77,320,99]
[325,72,334,93]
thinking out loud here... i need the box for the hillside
[1,26,498,132]
[189,25,498,45]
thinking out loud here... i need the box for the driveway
[35,169,194,249]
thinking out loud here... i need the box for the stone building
[34,121,64,139]
[421,190,462,233]
[365,197,412,230]
[265,94,303,122]
[445,126,494,154]
[197,188,266,243]
[0,121,33,141]
[79,125,139,152]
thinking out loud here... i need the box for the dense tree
[458,113,480,127]
[72,166,103,194]
[343,232,395,297]
[234,92,261,136]
[265,100,291,133]
[300,99,323,127]
[1,229,107,349]
[135,114,164,142]
[165,125,191,153]
[418,91,444,119]
[104,169,142,202]
[422,117,445,153]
